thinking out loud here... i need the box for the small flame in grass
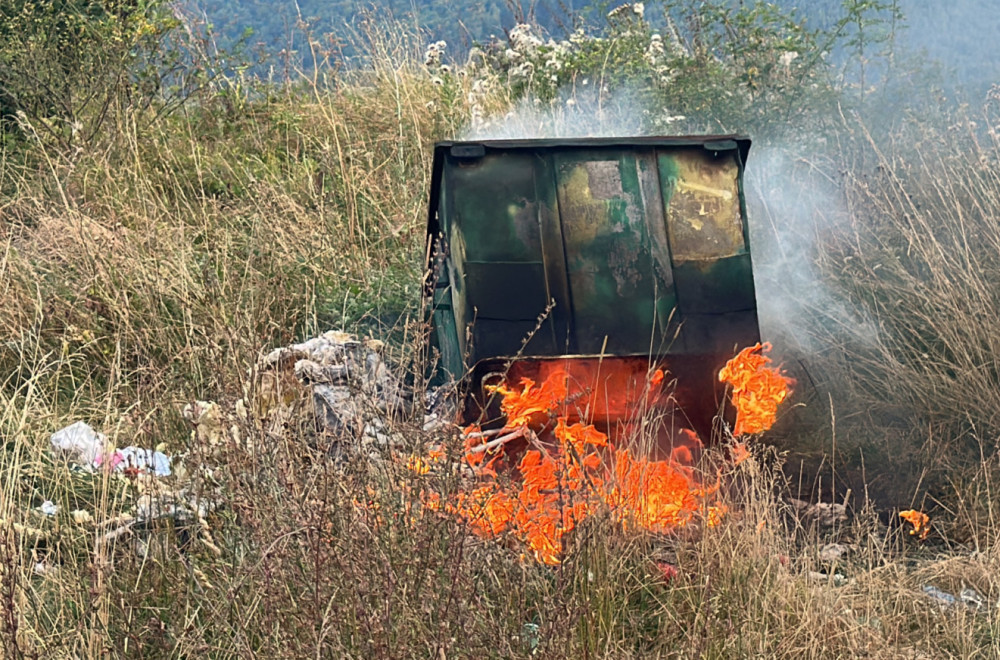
[406,448,445,474]
[730,442,750,466]
[899,510,930,540]
[718,343,793,436]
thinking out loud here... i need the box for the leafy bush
[450,1,903,139]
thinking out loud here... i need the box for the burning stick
[464,426,528,455]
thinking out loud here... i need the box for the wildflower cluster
[420,1,846,138]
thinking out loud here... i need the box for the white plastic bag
[50,421,106,467]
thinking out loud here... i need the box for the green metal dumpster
[426,136,759,441]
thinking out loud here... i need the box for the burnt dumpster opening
[426,135,760,448]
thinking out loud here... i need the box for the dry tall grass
[2,26,1000,659]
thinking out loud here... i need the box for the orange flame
[487,371,568,427]
[899,510,930,540]
[718,343,793,436]
[413,346,790,565]
[440,375,725,564]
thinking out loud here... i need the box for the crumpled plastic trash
[51,422,171,476]
[922,585,957,608]
[111,447,171,477]
[923,585,987,612]
[959,587,986,611]
[39,500,59,516]
[50,421,107,467]
[807,570,848,587]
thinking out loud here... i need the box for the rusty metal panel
[659,148,747,263]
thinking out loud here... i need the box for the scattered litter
[921,585,986,612]
[254,331,456,459]
[39,501,58,516]
[93,450,123,471]
[50,422,172,476]
[959,587,986,611]
[71,510,93,525]
[922,585,957,609]
[134,491,218,524]
[50,421,107,467]
[806,570,848,587]
[790,499,848,528]
[115,447,171,477]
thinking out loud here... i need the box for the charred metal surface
[425,136,759,433]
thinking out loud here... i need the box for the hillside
[3,0,1000,656]
[190,0,1000,97]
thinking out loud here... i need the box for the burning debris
[900,510,931,540]
[411,343,794,565]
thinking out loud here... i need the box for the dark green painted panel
[675,310,761,356]
[427,137,759,381]
[554,151,664,354]
[471,319,560,360]
[464,261,550,320]
[447,152,543,264]
[672,255,757,315]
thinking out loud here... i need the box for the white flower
[633,2,644,18]
[509,23,542,52]
[440,64,451,74]
[779,51,799,67]
[645,34,665,64]
[511,61,535,81]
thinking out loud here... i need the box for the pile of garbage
[252,330,452,457]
